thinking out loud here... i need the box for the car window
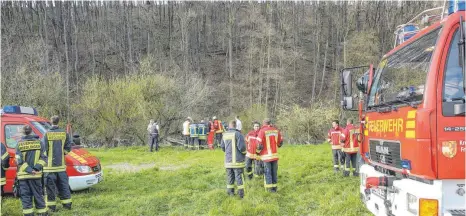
[442,28,465,116]
[4,124,35,148]
[368,28,441,107]
[31,121,51,134]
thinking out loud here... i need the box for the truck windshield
[368,27,442,107]
[31,121,52,134]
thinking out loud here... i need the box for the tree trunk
[317,39,328,98]
[228,4,234,113]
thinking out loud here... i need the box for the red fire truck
[340,1,465,215]
[1,106,103,194]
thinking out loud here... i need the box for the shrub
[276,103,339,144]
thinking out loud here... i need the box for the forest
[0,1,442,146]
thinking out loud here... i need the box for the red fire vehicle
[340,1,465,215]
[1,106,103,194]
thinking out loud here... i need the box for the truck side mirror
[342,70,353,96]
[72,133,81,145]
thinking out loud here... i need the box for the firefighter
[182,117,191,149]
[42,116,72,211]
[212,116,224,148]
[341,119,360,177]
[245,122,263,180]
[198,120,208,149]
[327,120,345,173]
[148,120,159,152]
[207,119,215,150]
[189,121,199,150]
[256,118,283,192]
[16,125,48,216]
[1,142,10,196]
[235,116,242,132]
[221,120,247,198]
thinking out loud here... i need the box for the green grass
[1,145,371,216]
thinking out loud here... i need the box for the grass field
[1,144,371,216]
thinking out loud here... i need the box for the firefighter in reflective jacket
[16,125,48,216]
[341,119,360,177]
[42,116,72,211]
[198,120,208,149]
[221,120,247,198]
[183,117,191,149]
[256,119,283,192]
[189,122,199,150]
[327,120,345,173]
[245,122,263,180]
[212,116,224,148]
[1,142,10,195]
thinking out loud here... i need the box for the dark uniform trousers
[332,149,345,171]
[198,139,206,149]
[344,153,359,177]
[45,172,72,210]
[190,137,198,150]
[20,179,47,216]
[263,161,278,192]
[149,134,159,152]
[226,168,245,197]
[184,135,190,148]
[215,134,223,148]
[245,157,264,179]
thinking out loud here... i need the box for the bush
[1,68,67,120]
[276,103,339,144]
[74,74,206,147]
[225,104,268,133]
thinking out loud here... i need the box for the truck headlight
[74,165,92,174]
[407,193,418,214]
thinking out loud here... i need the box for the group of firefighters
[1,116,73,216]
[178,115,359,198]
[182,116,235,150]
[0,114,358,213]
[205,117,283,198]
[180,116,283,197]
[327,119,360,177]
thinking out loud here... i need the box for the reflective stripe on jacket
[190,124,199,138]
[245,130,259,159]
[42,126,71,173]
[328,127,343,149]
[16,136,47,180]
[257,125,283,162]
[221,130,246,168]
[1,143,10,185]
[342,124,360,153]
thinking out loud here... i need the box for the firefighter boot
[343,171,350,177]
[63,203,72,210]
[353,172,359,177]
[238,189,244,199]
[227,188,235,196]
[48,206,57,212]
[271,187,277,193]
[334,168,340,173]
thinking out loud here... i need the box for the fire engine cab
[1,105,103,193]
[341,1,465,215]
